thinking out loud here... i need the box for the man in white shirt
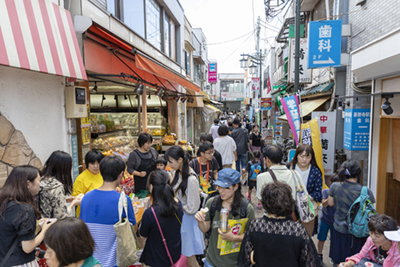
[256,145,306,202]
[209,119,220,140]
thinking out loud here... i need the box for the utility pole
[294,0,301,93]
[256,17,261,111]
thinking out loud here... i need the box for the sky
[178,0,271,74]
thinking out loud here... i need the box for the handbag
[354,246,382,267]
[291,170,316,223]
[114,191,138,267]
[151,207,188,267]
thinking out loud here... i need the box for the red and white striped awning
[0,0,87,80]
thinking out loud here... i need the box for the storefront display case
[90,112,166,159]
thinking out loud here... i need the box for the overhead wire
[220,30,255,65]
[206,30,254,46]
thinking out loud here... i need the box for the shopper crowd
[1,116,400,267]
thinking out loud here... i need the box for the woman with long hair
[287,144,323,235]
[139,170,183,267]
[195,168,255,267]
[0,166,56,267]
[327,160,376,265]
[165,146,204,267]
[39,151,81,219]
[44,218,101,267]
[249,125,263,160]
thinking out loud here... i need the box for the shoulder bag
[151,207,188,267]
[114,191,138,266]
[291,170,316,223]
[354,246,382,267]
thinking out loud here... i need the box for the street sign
[289,38,312,84]
[251,77,260,91]
[308,20,342,68]
[208,63,217,83]
[344,109,370,151]
[312,111,337,175]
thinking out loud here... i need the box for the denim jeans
[235,154,246,172]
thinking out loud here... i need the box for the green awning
[299,82,334,97]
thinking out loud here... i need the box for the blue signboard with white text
[308,20,342,68]
[71,135,79,180]
[343,109,370,151]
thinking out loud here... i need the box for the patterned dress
[238,216,320,267]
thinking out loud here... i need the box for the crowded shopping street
[1,0,400,266]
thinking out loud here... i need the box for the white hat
[384,229,400,242]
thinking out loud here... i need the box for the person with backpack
[127,133,158,193]
[165,146,204,267]
[242,150,263,210]
[195,168,255,267]
[340,214,400,267]
[231,118,251,173]
[327,160,376,265]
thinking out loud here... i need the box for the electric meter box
[65,86,87,118]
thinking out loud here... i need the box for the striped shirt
[80,189,136,267]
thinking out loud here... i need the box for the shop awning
[278,96,330,121]
[204,104,220,113]
[186,88,204,108]
[200,91,211,102]
[299,82,334,97]
[210,99,223,106]
[135,53,201,93]
[0,0,87,80]
[85,24,200,93]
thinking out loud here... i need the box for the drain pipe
[327,67,336,111]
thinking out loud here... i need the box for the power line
[206,30,255,46]
[220,30,255,65]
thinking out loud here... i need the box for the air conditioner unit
[65,86,87,118]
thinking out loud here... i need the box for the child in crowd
[243,150,263,210]
[156,157,168,170]
[317,173,339,265]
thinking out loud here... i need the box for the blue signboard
[308,20,342,68]
[71,135,79,180]
[343,109,370,151]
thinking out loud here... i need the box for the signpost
[289,38,312,83]
[312,111,337,175]
[344,109,371,151]
[208,63,217,83]
[308,20,342,68]
[251,77,260,91]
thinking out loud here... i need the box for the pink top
[346,236,400,267]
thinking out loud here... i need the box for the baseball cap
[214,169,241,188]
[384,229,400,242]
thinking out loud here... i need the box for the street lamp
[239,56,247,69]
[249,63,258,75]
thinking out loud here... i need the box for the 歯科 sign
[344,109,370,151]
[312,111,337,175]
[289,38,312,84]
[308,20,342,68]
[208,63,217,83]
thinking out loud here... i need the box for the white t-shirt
[213,136,237,165]
[295,164,311,187]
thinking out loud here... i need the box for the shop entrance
[376,117,400,223]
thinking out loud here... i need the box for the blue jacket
[289,164,323,202]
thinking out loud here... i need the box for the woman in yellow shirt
[72,150,104,217]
